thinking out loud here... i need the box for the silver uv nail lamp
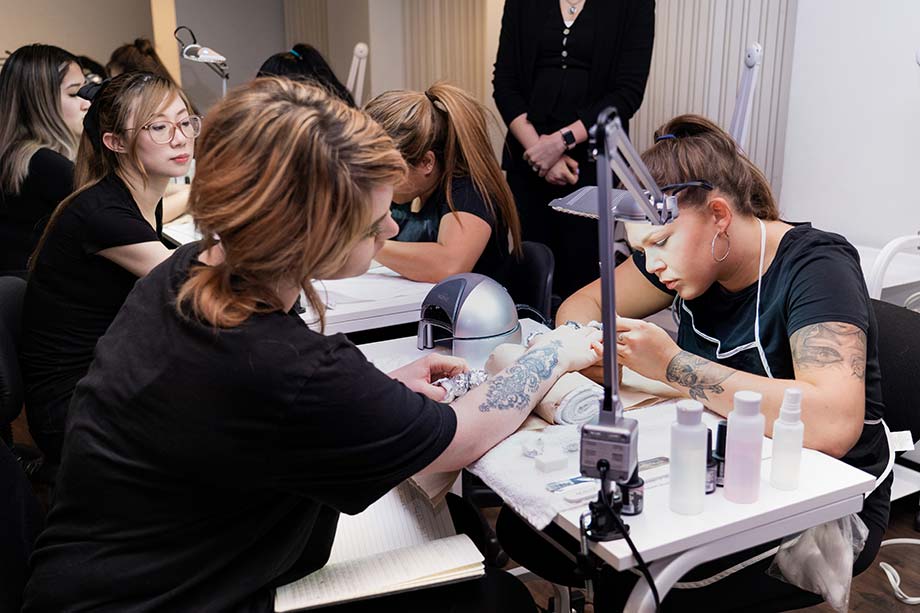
[417,273,522,367]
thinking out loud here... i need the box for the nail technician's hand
[615,317,680,382]
[389,354,469,401]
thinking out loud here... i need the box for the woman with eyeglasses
[0,44,89,278]
[20,72,199,464]
[499,114,891,611]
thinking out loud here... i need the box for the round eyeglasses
[134,115,202,144]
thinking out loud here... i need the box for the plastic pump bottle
[724,391,765,504]
[669,399,708,515]
[770,388,805,491]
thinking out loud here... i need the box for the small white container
[770,388,805,491]
[669,399,708,515]
[724,391,765,504]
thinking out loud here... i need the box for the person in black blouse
[493,0,655,299]
[21,72,198,463]
[23,77,602,613]
[365,82,522,283]
[0,44,88,278]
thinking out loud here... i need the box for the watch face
[563,130,576,146]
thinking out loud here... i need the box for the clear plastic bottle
[770,388,804,491]
[724,391,765,504]
[669,399,708,515]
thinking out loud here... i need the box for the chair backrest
[872,298,920,442]
[0,276,27,430]
[502,241,555,323]
[866,234,920,300]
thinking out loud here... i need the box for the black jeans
[24,394,69,465]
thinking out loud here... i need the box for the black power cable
[598,464,661,612]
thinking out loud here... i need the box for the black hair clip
[79,79,111,154]
[655,133,677,143]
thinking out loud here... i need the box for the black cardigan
[492,0,655,137]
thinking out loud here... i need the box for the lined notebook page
[327,482,455,564]
[274,534,483,612]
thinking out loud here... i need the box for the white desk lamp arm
[346,42,369,106]
[729,42,763,152]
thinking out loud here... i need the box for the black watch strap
[561,129,576,149]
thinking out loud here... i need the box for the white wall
[325,0,371,104]
[367,0,405,98]
[0,0,152,68]
[174,0,285,112]
[780,0,920,248]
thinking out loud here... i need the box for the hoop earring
[711,231,731,262]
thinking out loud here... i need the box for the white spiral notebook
[274,483,484,612]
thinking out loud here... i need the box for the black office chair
[502,241,555,324]
[0,276,27,446]
[871,299,920,531]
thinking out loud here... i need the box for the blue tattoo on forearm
[479,341,561,412]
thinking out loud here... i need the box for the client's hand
[578,342,623,385]
[615,317,680,382]
[389,354,469,401]
[529,324,603,373]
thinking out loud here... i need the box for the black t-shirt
[391,175,512,280]
[633,223,890,530]
[20,174,163,424]
[0,148,74,277]
[23,242,457,613]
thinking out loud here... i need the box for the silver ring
[617,332,626,343]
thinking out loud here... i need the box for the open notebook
[274,483,484,612]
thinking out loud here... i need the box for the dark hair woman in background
[492,0,655,299]
[258,42,355,106]
[106,38,177,84]
[0,44,88,277]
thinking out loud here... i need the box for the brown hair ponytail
[365,82,522,257]
[642,114,779,221]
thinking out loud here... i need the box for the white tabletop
[161,217,433,335]
[356,329,877,612]
[555,404,875,571]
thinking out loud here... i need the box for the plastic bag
[767,513,868,612]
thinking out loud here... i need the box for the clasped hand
[523,133,566,177]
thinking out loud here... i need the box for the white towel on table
[467,425,591,530]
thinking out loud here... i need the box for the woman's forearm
[662,351,863,458]
[508,113,540,150]
[375,241,473,283]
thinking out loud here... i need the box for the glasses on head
[660,179,714,196]
[127,115,202,144]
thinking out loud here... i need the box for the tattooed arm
[419,326,602,474]
[614,317,867,458]
[659,323,866,457]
